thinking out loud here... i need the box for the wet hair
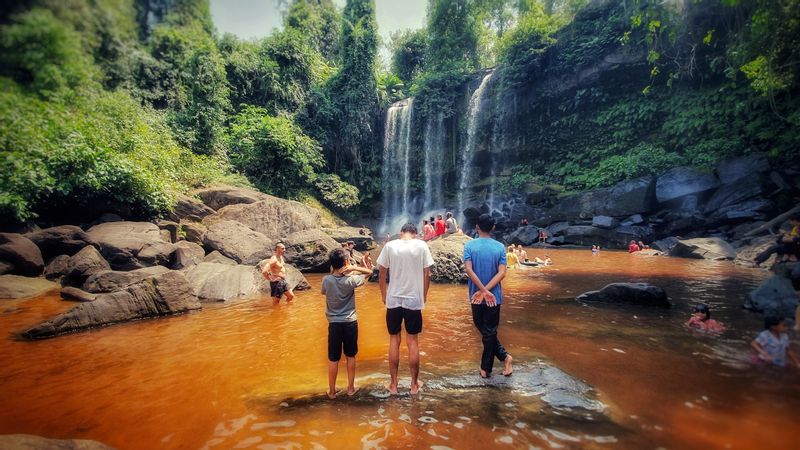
[446,212,453,218]
[476,214,495,232]
[423,219,428,225]
[437,214,443,219]
[764,315,785,330]
[329,248,349,270]
[429,216,435,222]
[275,242,286,250]
[400,223,418,234]
[693,303,711,321]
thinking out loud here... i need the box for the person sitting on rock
[751,316,799,368]
[638,240,650,250]
[445,212,459,235]
[685,303,725,333]
[753,213,800,266]
[263,243,294,303]
[628,240,641,253]
[435,214,446,237]
[422,219,436,241]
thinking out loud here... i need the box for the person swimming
[685,303,725,333]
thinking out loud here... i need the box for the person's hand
[484,290,497,307]
[471,291,484,304]
[761,353,773,363]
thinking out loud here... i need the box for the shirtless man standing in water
[263,243,294,302]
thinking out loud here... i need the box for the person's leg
[386,308,402,395]
[345,356,356,395]
[388,333,401,395]
[327,323,343,399]
[404,309,424,394]
[328,361,338,399]
[284,288,294,302]
[487,305,513,375]
[471,303,494,376]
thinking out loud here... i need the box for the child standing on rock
[322,248,373,399]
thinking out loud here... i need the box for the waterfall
[423,113,445,212]
[381,98,414,234]
[456,71,495,224]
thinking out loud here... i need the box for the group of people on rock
[421,212,461,241]
[320,214,512,397]
[628,240,650,253]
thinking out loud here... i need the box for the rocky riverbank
[0,185,376,339]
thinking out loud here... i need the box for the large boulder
[43,255,71,281]
[427,234,471,283]
[611,225,656,247]
[670,237,737,260]
[0,275,58,299]
[82,266,170,293]
[62,246,111,287]
[656,167,719,204]
[86,221,177,270]
[184,262,308,302]
[554,226,613,247]
[204,250,237,265]
[282,229,341,272]
[202,196,328,240]
[707,198,774,224]
[505,225,540,246]
[651,236,680,254]
[0,233,44,276]
[24,225,95,260]
[744,276,799,319]
[22,271,200,339]
[734,235,777,267]
[716,153,770,184]
[0,434,114,450]
[591,215,617,229]
[322,226,375,251]
[255,260,310,291]
[194,185,270,210]
[170,194,215,222]
[576,283,671,308]
[180,221,206,245]
[203,220,272,265]
[546,176,656,221]
[169,241,206,269]
[704,173,768,215]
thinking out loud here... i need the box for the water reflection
[0,249,797,449]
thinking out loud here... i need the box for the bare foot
[346,386,360,396]
[503,355,513,377]
[410,380,424,395]
[479,369,489,379]
[326,390,336,400]
[388,383,398,395]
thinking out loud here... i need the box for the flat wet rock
[262,362,605,414]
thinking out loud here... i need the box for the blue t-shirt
[463,237,507,305]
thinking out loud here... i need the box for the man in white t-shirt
[376,223,434,395]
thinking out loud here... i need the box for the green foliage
[562,143,685,189]
[496,2,564,85]
[227,106,323,197]
[426,0,481,73]
[377,72,405,105]
[388,28,427,85]
[312,173,361,209]
[0,8,97,96]
[496,165,537,193]
[284,0,342,63]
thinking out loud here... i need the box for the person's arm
[423,266,430,304]
[378,265,388,304]
[751,338,772,362]
[464,260,487,304]
[262,257,275,280]
[345,264,373,275]
[482,264,506,307]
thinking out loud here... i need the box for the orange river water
[0,248,798,450]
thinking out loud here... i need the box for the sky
[209,0,428,64]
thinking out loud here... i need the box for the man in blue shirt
[463,214,513,378]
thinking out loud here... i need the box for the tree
[388,28,427,85]
[324,0,380,184]
[426,0,480,73]
[283,0,342,63]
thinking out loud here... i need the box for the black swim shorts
[270,279,289,298]
[328,321,358,361]
[386,307,423,335]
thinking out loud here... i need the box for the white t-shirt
[376,238,434,310]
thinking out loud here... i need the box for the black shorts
[270,280,289,298]
[328,321,358,361]
[386,307,423,335]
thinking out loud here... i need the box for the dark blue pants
[471,303,508,374]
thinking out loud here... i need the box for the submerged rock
[0,233,44,277]
[744,276,799,319]
[23,271,200,339]
[670,237,737,260]
[0,434,114,450]
[428,234,471,283]
[576,283,671,308]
